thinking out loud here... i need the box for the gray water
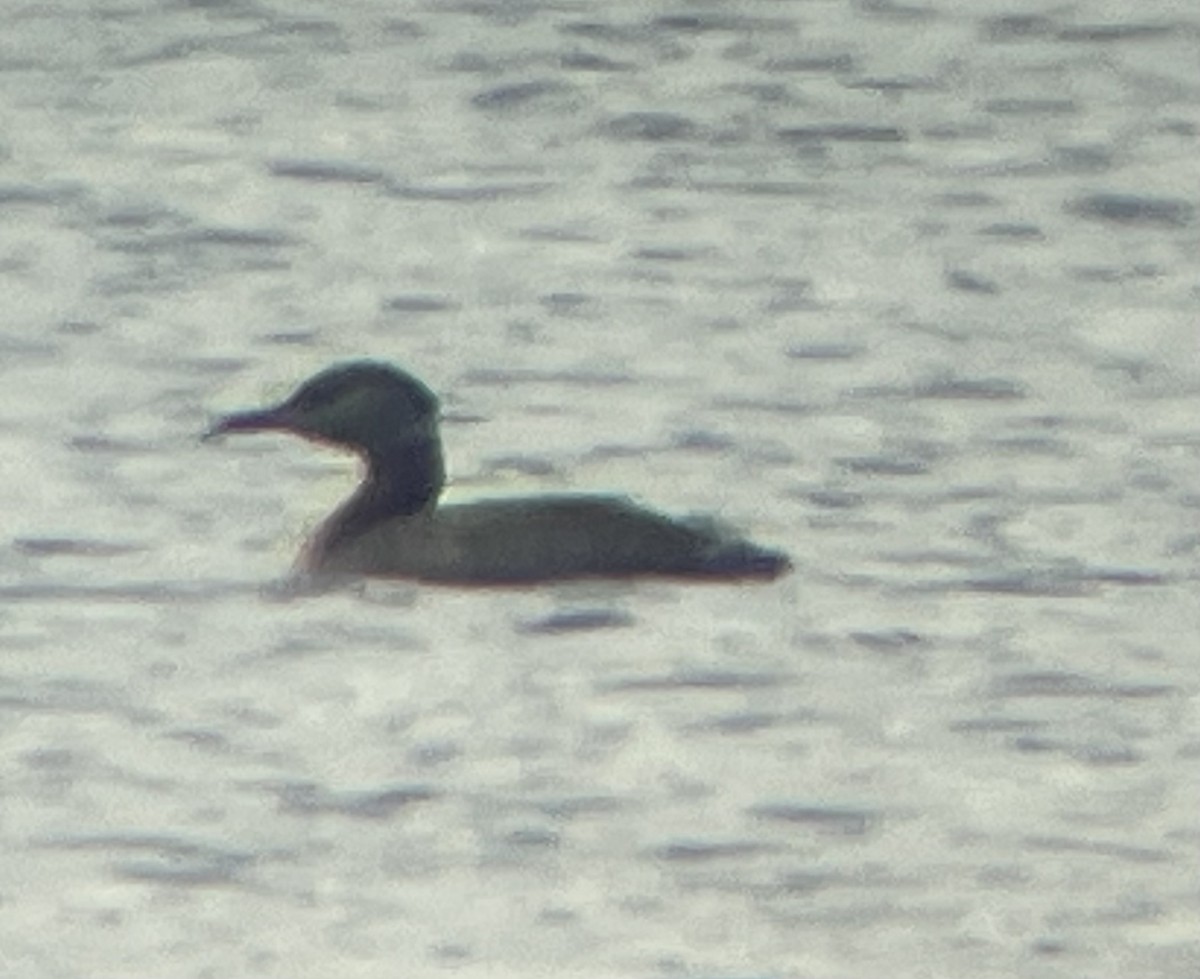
[1,2,1197,976]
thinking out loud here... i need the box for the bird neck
[324,434,445,547]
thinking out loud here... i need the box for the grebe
[206,361,789,584]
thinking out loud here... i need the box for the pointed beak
[203,405,296,441]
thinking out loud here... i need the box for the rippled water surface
[1,1,1197,976]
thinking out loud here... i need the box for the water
[0,2,1197,976]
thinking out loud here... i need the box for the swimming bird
[206,361,789,584]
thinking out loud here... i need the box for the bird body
[309,494,784,583]
[208,361,789,585]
